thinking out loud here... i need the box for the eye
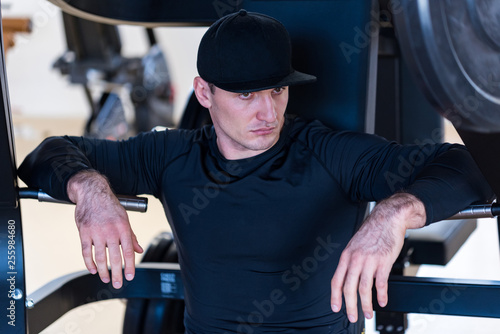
[272,87,286,94]
[239,92,253,99]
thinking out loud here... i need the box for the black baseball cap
[197,9,316,93]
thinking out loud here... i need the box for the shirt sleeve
[307,126,495,225]
[18,130,172,201]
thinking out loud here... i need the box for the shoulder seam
[288,131,340,185]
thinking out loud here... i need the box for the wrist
[385,192,426,230]
[67,170,111,204]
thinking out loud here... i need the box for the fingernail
[90,269,97,275]
[126,274,134,281]
[364,312,372,319]
[348,314,356,323]
[102,277,110,283]
[113,281,121,289]
[332,304,340,312]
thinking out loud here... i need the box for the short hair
[208,82,216,95]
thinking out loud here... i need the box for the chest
[161,153,359,270]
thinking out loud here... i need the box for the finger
[132,232,144,254]
[93,241,110,284]
[107,241,124,289]
[343,266,362,323]
[375,265,391,308]
[80,236,97,275]
[120,234,136,282]
[358,262,377,320]
[331,254,349,313]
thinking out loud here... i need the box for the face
[194,77,289,160]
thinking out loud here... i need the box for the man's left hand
[330,192,426,323]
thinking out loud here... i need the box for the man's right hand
[67,170,143,289]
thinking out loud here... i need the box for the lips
[251,127,275,135]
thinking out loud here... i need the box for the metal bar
[27,263,182,334]
[18,188,148,213]
[146,28,157,46]
[497,216,500,258]
[447,203,499,220]
[375,275,500,318]
[0,4,28,333]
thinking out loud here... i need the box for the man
[19,10,493,333]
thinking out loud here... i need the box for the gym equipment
[46,0,227,27]
[0,11,27,332]
[54,12,175,138]
[26,263,184,334]
[374,1,500,331]
[18,188,148,213]
[1,1,500,333]
[123,232,185,334]
[392,0,500,201]
[393,0,500,134]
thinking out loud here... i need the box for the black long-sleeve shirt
[18,115,494,333]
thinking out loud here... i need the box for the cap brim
[214,70,317,93]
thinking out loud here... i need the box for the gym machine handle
[447,203,500,220]
[18,187,148,213]
[17,186,498,218]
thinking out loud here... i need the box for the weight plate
[141,232,174,262]
[393,0,500,133]
[122,299,148,334]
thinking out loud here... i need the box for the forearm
[20,137,147,289]
[18,136,92,201]
[19,133,164,200]
[405,147,495,224]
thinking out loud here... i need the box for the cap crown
[197,10,294,92]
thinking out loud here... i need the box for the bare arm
[67,170,143,288]
[330,192,426,322]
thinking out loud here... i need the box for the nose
[256,93,277,124]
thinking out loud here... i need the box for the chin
[251,136,279,151]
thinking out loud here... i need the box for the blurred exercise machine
[53,12,175,138]
[1,0,499,333]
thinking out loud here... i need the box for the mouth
[251,127,276,136]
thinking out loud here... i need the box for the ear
[193,76,212,109]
